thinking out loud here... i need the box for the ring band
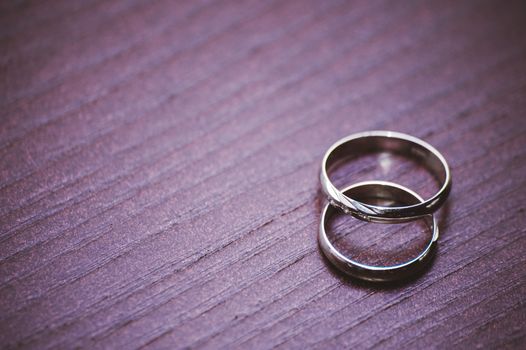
[318,181,439,282]
[320,130,451,222]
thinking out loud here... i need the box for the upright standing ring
[318,181,439,282]
[320,130,451,222]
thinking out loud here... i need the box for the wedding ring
[320,130,451,222]
[318,181,438,282]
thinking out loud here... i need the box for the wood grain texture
[1,0,526,348]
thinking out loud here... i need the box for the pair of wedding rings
[318,131,451,282]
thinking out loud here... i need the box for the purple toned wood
[1,0,525,348]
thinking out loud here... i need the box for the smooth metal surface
[318,181,439,282]
[320,130,451,222]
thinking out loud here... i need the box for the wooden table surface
[1,0,526,348]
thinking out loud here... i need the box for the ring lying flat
[318,181,438,282]
[320,130,451,222]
